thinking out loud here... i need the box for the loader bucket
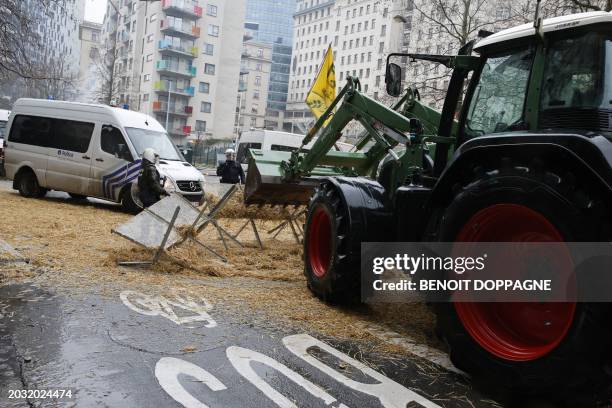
[244,150,318,206]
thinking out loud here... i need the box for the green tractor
[245,11,612,403]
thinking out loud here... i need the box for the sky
[84,0,107,24]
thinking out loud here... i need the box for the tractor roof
[474,11,612,51]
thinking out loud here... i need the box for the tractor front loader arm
[244,77,445,206]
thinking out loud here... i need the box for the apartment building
[78,21,103,102]
[0,0,85,103]
[102,0,246,146]
[286,0,411,136]
[27,0,86,75]
[235,41,273,134]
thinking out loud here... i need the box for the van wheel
[68,193,87,200]
[120,184,142,214]
[17,170,46,198]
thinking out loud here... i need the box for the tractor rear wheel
[304,182,358,303]
[432,161,612,404]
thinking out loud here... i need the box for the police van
[4,99,205,211]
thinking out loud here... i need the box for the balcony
[160,19,200,39]
[156,60,196,78]
[161,0,202,19]
[153,81,195,96]
[168,126,192,137]
[152,101,193,117]
[158,40,197,58]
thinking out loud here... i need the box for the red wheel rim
[454,204,576,361]
[308,207,332,278]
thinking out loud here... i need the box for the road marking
[120,291,217,327]
[226,346,349,408]
[283,333,441,408]
[156,334,439,408]
[357,323,465,375]
[156,357,227,408]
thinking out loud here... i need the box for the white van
[235,129,353,169]
[4,99,205,211]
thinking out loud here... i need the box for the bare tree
[92,35,121,105]
[405,0,522,105]
[0,0,70,81]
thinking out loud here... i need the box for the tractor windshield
[465,46,534,137]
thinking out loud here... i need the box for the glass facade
[245,0,295,115]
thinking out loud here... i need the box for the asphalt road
[0,282,506,408]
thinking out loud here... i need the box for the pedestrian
[216,148,245,184]
[138,148,169,208]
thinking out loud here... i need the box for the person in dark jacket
[138,148,169,208]
[217,148,245,184]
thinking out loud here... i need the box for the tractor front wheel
[304,182,358,303]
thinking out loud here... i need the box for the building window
[253,90,260,100]
[381,24,386,36]
[379,42,384,53]
[150,14,157,22]
[199,82,210,93]
[146,54,153,61]
[207,4,218,16]
[200,102,212,113]
[144,74,151,81]
[208,25,220,37]
[195,120,206,131]
[204,43,214,55]
[204,63,215,75]
[257,48,263,57]
[255,76,261,86]
[147,34,154,43]
[92,32,99,42]
[256,63,262,71]
[143,93,149,102]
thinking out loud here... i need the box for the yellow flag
[306,45,336,123]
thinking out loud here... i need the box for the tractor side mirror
[385,63,403,97]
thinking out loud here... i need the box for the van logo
[57,149,74,158]
[189,181,197,191]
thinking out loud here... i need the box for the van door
[45,118,95,195]
[89,124,138,201]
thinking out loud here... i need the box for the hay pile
[203,186,305,221]
[0,187,440,354]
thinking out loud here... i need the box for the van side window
[8,115,52,147]
[271,144,296,152]
[53,119,94,153]
[101,125,133,161]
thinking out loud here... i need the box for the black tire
[120,184,142,214]
[304,182,358,303]
[430,159,612,405]
[17,170,46,198]
[68,193,87,200]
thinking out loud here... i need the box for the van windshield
[125,127,183,161]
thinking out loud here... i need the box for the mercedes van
[4,99,205,211]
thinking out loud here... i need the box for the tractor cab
[387,11,612,162]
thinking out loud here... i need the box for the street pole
[165,88,172,133]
